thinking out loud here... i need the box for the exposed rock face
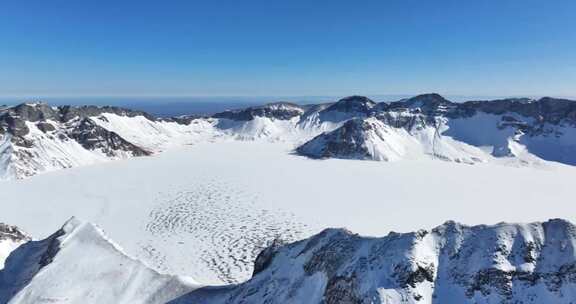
[172,219,576,304]
[68,118,150,157]
[58,104,154,122]
[0,103,154,138]
[0,224,29,244]
[389,93,456,115]
[458,97,576,124]
[213,102,304,121]
[323,95,376,114]
[0,102,165,179]
[297,118,377,160]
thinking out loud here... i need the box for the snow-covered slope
[0,218,197,304]
[0,224,29,270]
[172,218,576,304]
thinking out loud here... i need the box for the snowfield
[1,140,575,285]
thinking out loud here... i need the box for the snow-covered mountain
[298,94,576,166]
[173,218,576,304]
[0,102,215,179]
[4,218,576,304]
[0,218,197,304]
[2,94,576,179]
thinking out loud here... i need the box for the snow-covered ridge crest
[0,217,198,304]
[0,224,30,270]
[172,218,576,304]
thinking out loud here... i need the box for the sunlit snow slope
[0,218,197,304]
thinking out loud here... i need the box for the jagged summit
[323,95,376,114]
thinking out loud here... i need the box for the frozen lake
[2,140,574,283]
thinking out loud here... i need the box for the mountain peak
[392,93,453,111]
[324,95,376,114]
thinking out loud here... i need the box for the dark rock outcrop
[68,118,150,157]
[296,118,376,160]
[0,223,29,243]
[213,102,304,121]
[322,95,376,114]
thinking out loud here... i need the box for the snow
[91,114,217,151]
[0,241,24,270]
[216,117,301,141]
[0,217,198,304]
[1,140,575,285]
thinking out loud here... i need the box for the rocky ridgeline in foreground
[172,218,576,304]
[2,94,576,179]
[2,218,576,303]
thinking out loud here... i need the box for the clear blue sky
[1,0,575,97]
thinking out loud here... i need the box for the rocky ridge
[172,218,576,304]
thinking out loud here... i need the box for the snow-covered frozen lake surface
[1,140,575,284]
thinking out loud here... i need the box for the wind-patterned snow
[141,180,311,284]
[0,140,575,284]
